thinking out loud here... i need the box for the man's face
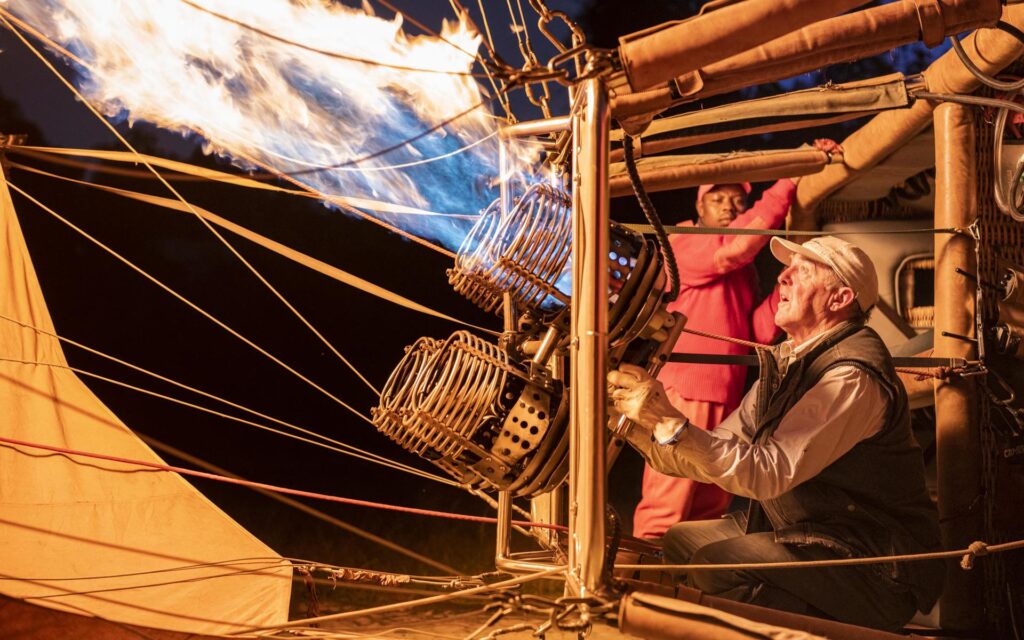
[775,255,841,338]
[697,184,748,228]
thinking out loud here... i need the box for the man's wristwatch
[655,418,690,446]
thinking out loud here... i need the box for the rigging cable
[0,12,482,258]
[505,0,553,118]
[0,15,386,397]
[8,147,483,218]
[0,353,457,487]
[239,130,500,174]
[367,0,485,65]
[0,557,291,583]
[137,433,460,573]
[21,564,290,602]
[7,162,496,335]
[231,145,462,259]
[1,553,482,591]
[457,0,515,119]
[617,538,1024,573]
[0,434,661,558]
[17,430,993,617]
[7,181,380,432]
[629,223,966,236]
[177,0,497,79]
[241,566,566,634]
[0,435,562,531]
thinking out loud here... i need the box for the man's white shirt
[650,326,887,500]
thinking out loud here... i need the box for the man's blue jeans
[662,515,918,632]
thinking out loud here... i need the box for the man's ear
[830,286,857,313]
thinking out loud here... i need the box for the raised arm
[677,179,795,286]
[711,179,795,274]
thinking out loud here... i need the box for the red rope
[0,435,559,530]
[681,327,767,350]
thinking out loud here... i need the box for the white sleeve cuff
[655,419,689,445]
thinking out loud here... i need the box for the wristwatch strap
[656,419,690,445]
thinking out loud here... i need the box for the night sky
[0,0,950,592]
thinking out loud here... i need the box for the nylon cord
[0,436,560,531]
[178,0,495,79]
[1,12,465,260]
[7,181,379,431]
[139,433,461,573]
[1,15,387,397]
[0,354,456,486]
[7,162,495,335]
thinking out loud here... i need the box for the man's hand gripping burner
[609,364,689,446]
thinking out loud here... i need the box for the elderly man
[609,236,943,631]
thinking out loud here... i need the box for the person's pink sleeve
[674,179,796,287]
[710,178,796,274]
[751,286,782,345]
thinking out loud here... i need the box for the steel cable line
[367,0,486,64]
[0,353,457,486]
[616,538,1024,572]
[227,148,461,259]
[177,0,498,79]
[505,0,554,118]
[0,553,479,590]
[161,0,518,183]
[238,130,501,174]
[3,435,662,555]
[6,181,382,434]
[0,436,562,531]
[13,130,501,182]
[2,16,388,397]
[267,98,495,178]
[9,156,481,220]
[6,162,497,335]
[9,147,467,259]
[138,434,461,573]
[0,13,482,258]
[448,0,515,120]
[7,150,469,209]
[231,568,566,634]
[0,557,292,583]
[22,565,291,602]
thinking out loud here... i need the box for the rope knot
[960,540,989,570]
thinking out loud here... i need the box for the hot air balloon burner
[371,331,567,497]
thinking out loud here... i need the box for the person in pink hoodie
[633,140,839,539]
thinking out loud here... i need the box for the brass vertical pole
[567,76,610,597]
[933,102,983,630]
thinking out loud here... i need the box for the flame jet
[4,0,504,250]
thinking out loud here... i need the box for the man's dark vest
[748,322,944,611]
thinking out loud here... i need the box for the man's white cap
[769,236,879,312]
